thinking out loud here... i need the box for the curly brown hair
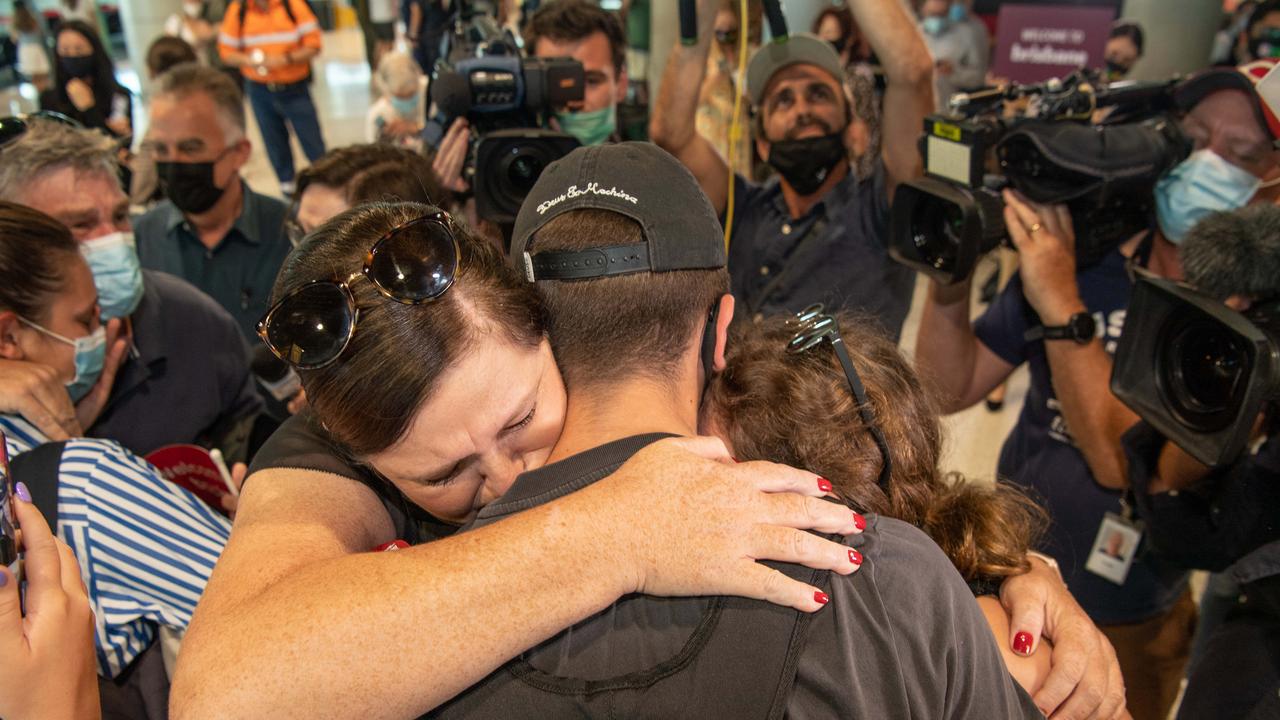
[705,314,1046,584]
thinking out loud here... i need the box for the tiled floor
[1,27,1025,481]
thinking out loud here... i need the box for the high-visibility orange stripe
[218,0,321,85]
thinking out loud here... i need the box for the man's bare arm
[1003,194,1139,490]
[913,277,1016,413]
[649,0,730,215]
[849,0,934,197]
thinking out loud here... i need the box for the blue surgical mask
[390,94,418,118]
[17,319,106,403]
[1155,149,1261,244]
[922,16,950,36]
[554,105,616,147]
[80,231,144,319]
[947,3,967,22]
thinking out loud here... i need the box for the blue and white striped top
[0,415,231,678]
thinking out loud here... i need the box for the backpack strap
[10,441,66,529]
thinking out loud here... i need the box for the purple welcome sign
[992,4,1117,84]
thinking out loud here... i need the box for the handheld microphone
[679,0,698,46]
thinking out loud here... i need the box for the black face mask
[59,54,95,79]
[766,132,847,196]
[828,37,849,54]
[156,160,227,214]
[1104,59,1129,79]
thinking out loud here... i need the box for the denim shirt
[725,163,915,341]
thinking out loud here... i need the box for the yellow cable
[722,0,749,253]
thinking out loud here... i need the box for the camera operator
[1122,204,1280,719]
[650,0,933,338]
[431,0,627,196]
[913,60,1280,720]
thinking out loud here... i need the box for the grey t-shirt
[459,433,1041,718]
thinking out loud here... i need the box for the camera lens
[1158,318,1250,432]
[910,197,964,273]
[506,151,543,192]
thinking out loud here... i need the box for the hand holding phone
[0,454,100,720]
[0,435,20,593]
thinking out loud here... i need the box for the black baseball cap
[511,142,726,282]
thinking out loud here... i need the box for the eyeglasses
[257,212,459,370]
[0,111,82,149]
[786,304,893,490]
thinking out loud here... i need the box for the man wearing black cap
[651,0,933,338]
[429,142,1123,719]
[913,60,1280,720]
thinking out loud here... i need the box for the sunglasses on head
[0,111,82,149]
[257,212,459,370]
[786,304,893,491]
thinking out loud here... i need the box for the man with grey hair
[134,62,291,340]
[0,117,262,459]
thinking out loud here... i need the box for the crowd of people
[0,1,1278,719]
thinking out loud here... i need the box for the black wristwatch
[1024,312,1096,344]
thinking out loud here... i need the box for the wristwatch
[1024,312,1096,344]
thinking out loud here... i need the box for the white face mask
[184,3,202,18]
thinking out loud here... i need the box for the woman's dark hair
[706,314,1047,585]
[272,202,547,457]
[294,144,447,213]
[53,20,123,114]
[812,6,855,44]
[1109,20,1145,56]
[146,35,198,77]
[0,200,81,323]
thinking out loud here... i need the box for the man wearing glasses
[133,63,292,343]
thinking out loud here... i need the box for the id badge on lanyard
[1084,494,1144,585]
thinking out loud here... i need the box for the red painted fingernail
[852,513,866,531]
[1013,631,1034,656]
[814,590,829,605]
[817,477,832,493]
[849,549,862,565]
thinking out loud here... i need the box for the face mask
[767,132,847,196]
[947,3,968,22]
[390,94,419,118]
[156,159,227,214]
[1104,59,1129,80]
[17,319,106,403]
[828,36,849,54]
[922,16,950,36]
[1155,149,1261,244]
[555,105,616,147]
[81,231,144,320]
[59,54,95,79]
[184,2,202,18]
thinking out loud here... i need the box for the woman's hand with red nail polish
[593,436,862,613]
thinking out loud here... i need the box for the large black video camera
[1112,276,1280,468]
[890,72,1190,284]
[430,0,584,224]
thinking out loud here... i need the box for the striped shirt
[219,0,322,85]
[0,415,231,678]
